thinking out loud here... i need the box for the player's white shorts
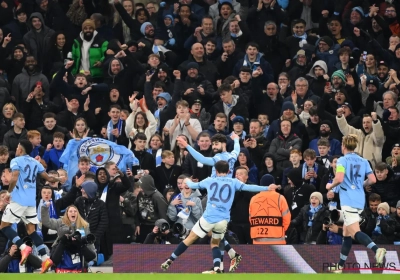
[1,202,39,225]
[342,206,363,226]
[192,216,227,239]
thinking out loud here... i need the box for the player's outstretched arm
[230,133,240,157]
[184,178,202,189]
[186,145,214,166]
[238,180,277,192]
[40,172,62,183]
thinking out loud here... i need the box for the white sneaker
[327,263,343,274]
[375,248,387,265]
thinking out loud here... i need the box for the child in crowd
[258,113,269,138]
[316,138,331,169]
[43,132,65,172]
[28,130,45,158]
[282,149,302,188]
[155,150,182,193]
[0,146,10,176]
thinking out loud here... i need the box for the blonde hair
[62,205,89,229]
[342,134,358,151]
[2,103,17,114]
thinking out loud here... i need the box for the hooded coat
[234,148,259,184]
[258,153,282,186]
[23,13,55,69]
[137,175,168,226]
[95,167,131,255]
[306,60,329,97]
[167,190,203,230]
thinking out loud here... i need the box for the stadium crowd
[0,0,400,273]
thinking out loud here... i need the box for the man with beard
[244,119,270,168]
[336,110,384,169]
[71,19,108,80]
[216,39,243,80]
[377,60,389,83]
[309,120,341,156]
[23,13,55,71]
[383,4,400,36]
[177,133,240,177]
[11,55,49,110]
[138,22,155,57]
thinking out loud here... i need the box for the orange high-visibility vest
[249,191,291,244]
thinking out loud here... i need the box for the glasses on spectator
[385,9,396,13]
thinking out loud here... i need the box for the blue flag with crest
[60,137,138,185]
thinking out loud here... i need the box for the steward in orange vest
[249,175,291,244]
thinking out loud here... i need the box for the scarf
[230,131,246,139]
[327,175,339,210]
[67,0,87,26]
[172,193,184,213]
[107,119,123,142]
[147,148,162,167]
[302,163,319,185]
[293,32,307,41]
[100,185,108,202]
[223,95,238,117]
[307,204,322,226]
[231,30,243,38]
[37,199,58,222]
[243,53,262,72]
[373,215,389,236]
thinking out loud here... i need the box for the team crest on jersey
[78,138,122,166]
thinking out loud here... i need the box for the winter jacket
[41,205,95,253]
[232,56,274,88]
[269,133,302,170]
[291,204,328,243]
[3,128,28,158]
[23,13,55,69]
[315,44,340,75]
[73,196,109,247]
[11,68,50,110]
[155,163,182,193]
[37,125,70,148]
[137,175,168,226]
[370,169,400,209]
[167,190,203,230]
[71,31,108,78]
[336,116,384,169]
[365,215,397,245]
[309,136,342,156]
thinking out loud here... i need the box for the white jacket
[336,116,385,168]
[125,106,157,149]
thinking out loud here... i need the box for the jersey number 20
[209,183,232,203]
[24,165,38,183]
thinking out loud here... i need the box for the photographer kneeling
[144,219,181,244]
[41,204,96,273]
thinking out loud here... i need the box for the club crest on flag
[79,138,121,166]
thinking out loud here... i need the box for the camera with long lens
[323,209,346,226]
[69,231,82,241]
[81,233,96,245]
[155,219,170,234]
[172,223,190,239]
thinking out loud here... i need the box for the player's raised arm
[230,132,240,157]
[235,179,278,192]
[179,136,214,166]
[40,172,62,183]
[184,177,203,189]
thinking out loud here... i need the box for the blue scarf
[37,199,58,222]
[307,204,322,226]
[243,53,262,72]
[107,119,123,142]
[373,215,389,236]
[147,148,162,167]
[172,193,184,213]
[302,163,319,185]
[293,32,307,40]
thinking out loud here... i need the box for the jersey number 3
[24,165,38,183]
[210,183,232,203]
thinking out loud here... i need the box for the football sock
[338,236,352,267]
[223,238,236,259]
[29,232,47,256]
[355,231,378,253]
[2,226,24,247]
[212,247,221,271]
[170,242,188,261]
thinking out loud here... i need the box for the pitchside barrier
[113,244,400,274]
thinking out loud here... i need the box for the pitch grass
[2,274,399,280]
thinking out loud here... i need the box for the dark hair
[19,139,33,155]
[215,112,227,120]
[375,162,388,172]
[78,156,90,163]
[309,106,318,116]
[338,47,351,56]
[368,193,381,202]
[109,104,121,112]
[148,133,163,149]
[0,145,9,155]
[53,132,65,140]
[245,42,259,51]
[43,112,56,121]
[218,83,233,94]
[198,131,211,139]
[134,111,149,130]
[154,81,166,91]
[12,112,24,120]
[211,133,227,144]
[134,132,147,141]
[250,119,262,127]
[215,160,229,173]
[85,171,96,180]
[178,4,191,12]
[173,134,189,165]
[388,106,399,113]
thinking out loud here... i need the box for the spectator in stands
[309,120,341,156]
[269,119,302,169]
[3,113,27,158]
[301,149,327,189]
[71,19,108,80]
[365,202,397,244]
[258,152,282,186]
[336,111,384,168]
[361,193,382,236]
